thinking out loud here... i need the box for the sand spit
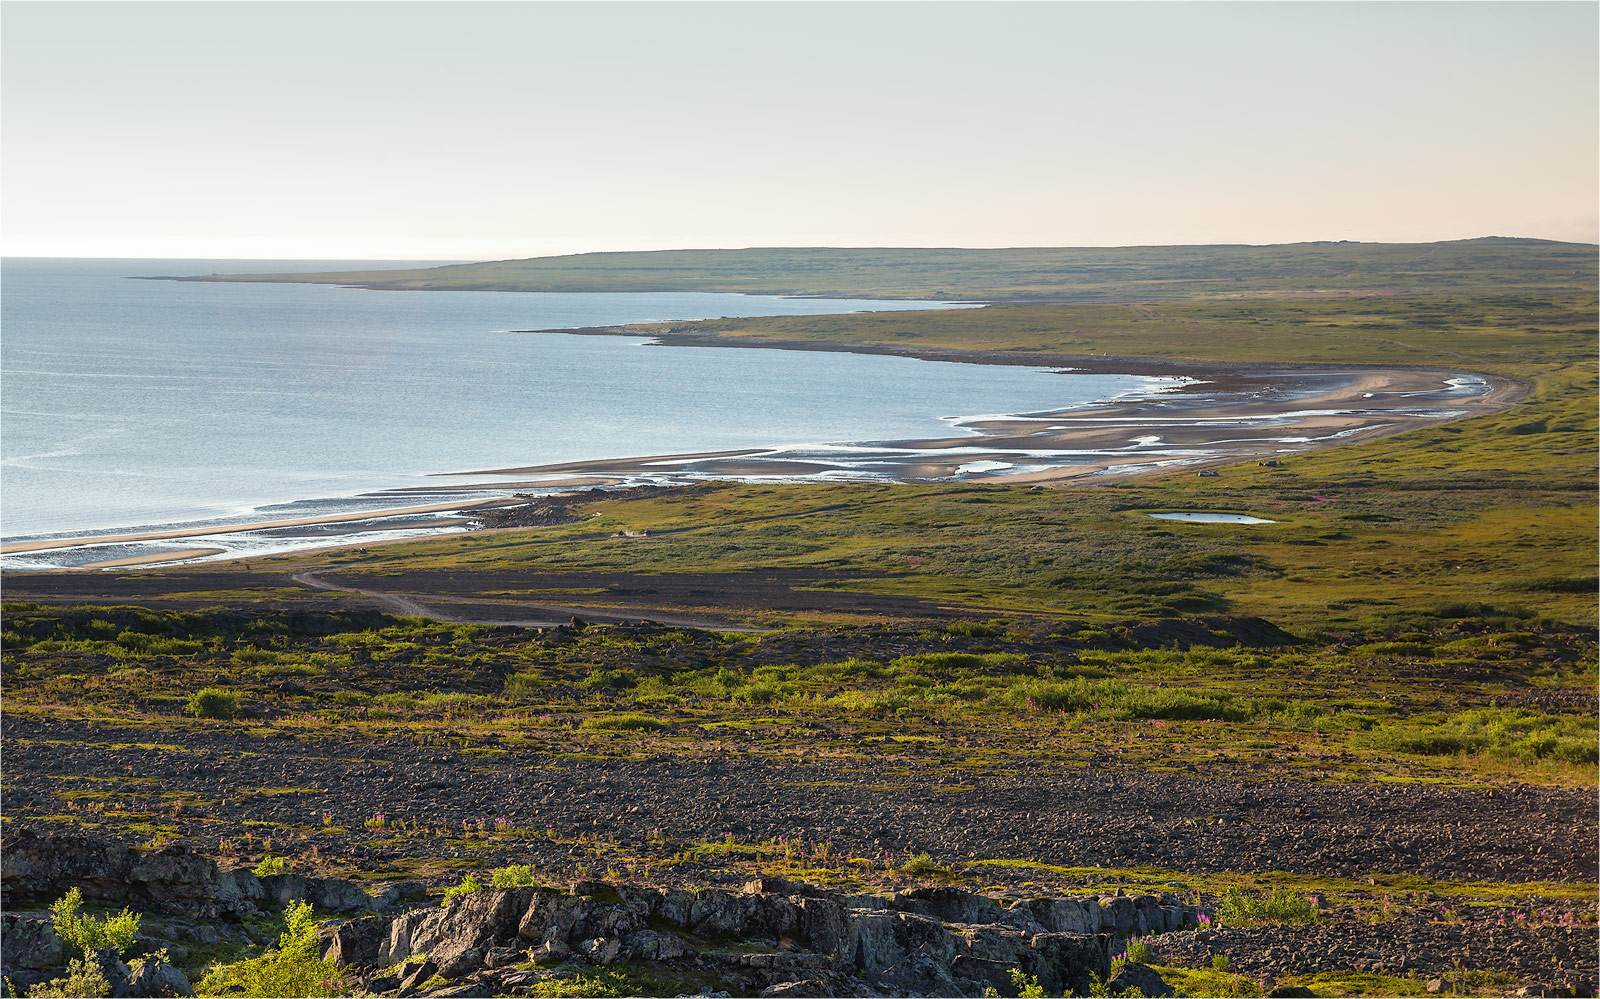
[2,499,510,555]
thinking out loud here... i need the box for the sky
[2,1,1596,260]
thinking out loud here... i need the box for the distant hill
[169,239,1598,302]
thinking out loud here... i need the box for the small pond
[1148,512,1277,524]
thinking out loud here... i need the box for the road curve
[289,569,764,632]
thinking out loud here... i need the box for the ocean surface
[2,259,1174,550]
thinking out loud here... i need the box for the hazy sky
[3,1,1596,259]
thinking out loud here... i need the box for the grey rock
[0,915,64,973]
[1029,933,1113,998]
[760,981,836,998]
[482,946,522,969]
[431,941,484,980]
[893,886,1002,926]
[376,881,430,912]
[321,914,390,969]
[1107,961,1176,998]
[90,947,134,998]
[123,959,195,998]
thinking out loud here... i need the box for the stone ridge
[331,876,1205,997]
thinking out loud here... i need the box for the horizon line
[5,234,1597,264]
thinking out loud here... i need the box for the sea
[1,259,1177,560]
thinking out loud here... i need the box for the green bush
[1216,887,1319,926]
[579,713,667,732]
[490,865,539,888]
[25,958,111,998]
[442,874,484,902]
[731,681,789,705]
[195,900,341,998]
[899,853,945,877]
[579,668,637,691]
[1124,937,1154,964]
[252,855,287,876]
[1359,706,1598,765]
[50,888,140,958]
[185,687,240,720]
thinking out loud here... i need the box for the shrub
[579,713,667,733]
[899,853,945,877]
[1217,887,1318,926]
[442,874,484,902]
[50,888,140,958]
[25,958,111,999]
[490,865,538,888]
[1358,706,1598,765]
[253,855,287,877]
[579,668,637,691]
[1211,953,1229,971]
[185,686,240,720]
[732,681,789,705]
[196,900,341,998]
[1124,937,1154,964]
[1008,969,1047,998]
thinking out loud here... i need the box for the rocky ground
[4,714,1594,886]
[3,710,1597,996]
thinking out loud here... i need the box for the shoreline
[1,347,1524,568]
[448,363,1521,487]
[0,498,513,555]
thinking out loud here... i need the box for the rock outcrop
[1,827,380,919]
[331,876,1205,997]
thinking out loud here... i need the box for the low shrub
[899,853,946,877]
[195,900,341,998]
[252,855,287,877]
[1124,937,1154,964]
[442,874,484,902]
[1216,887,1318,926]
[1358,706,1598,765]
[50,888,140,958]
[490,865,538,888]
[580,713,667,732]
[25,958,112,998]
[184,687,240,721]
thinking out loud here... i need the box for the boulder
[795,896,850,958]
[1028,933,1112,997]
[1107,961,1177,998]
[123,958,195,998]
[375,880,430,912]
[1097,896,1139,935]
[320,914,390,968]
[87,947,134,998]
[2,827,134,904]
[0,915,65,973]
[892,886,1003,926]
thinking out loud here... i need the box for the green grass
[187,240,1596,302]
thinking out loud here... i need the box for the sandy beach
[1,499,512,555]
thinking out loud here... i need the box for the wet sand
[79,548,228,569]
[451,366,1522,487]
[1,499,511,555]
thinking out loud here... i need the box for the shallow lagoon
[1148,512,1277,524]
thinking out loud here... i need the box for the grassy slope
[186,239,1597,301]
[314,289,1595,632]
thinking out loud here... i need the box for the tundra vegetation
[2,245,1595,997]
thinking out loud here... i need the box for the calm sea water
[2,259,1169,542]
